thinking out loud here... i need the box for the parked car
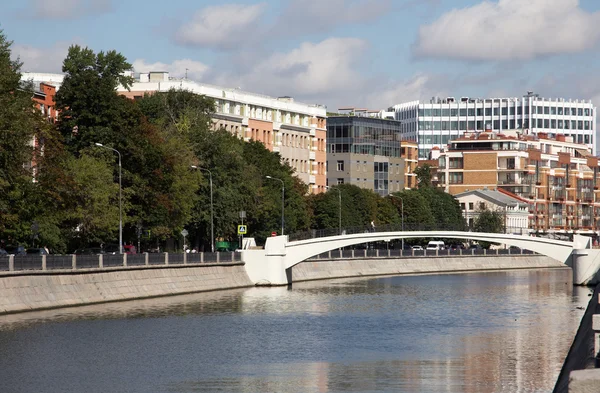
[103,244,119,254]
[26,248,49,255]
[411,245,424,251]
[426,241,445,250]
[4,245,26,256]
[123,245,136,254]
[74,248,104,255]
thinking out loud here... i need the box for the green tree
[61,153,120,248]
[413,164,433,188]
[52,50,203,250]
[0,30,52,246]
[389,190,435,230]
[55,45,136,153]
[310,184,380,231]
[473,208,504,233]
[473,207,505,248]
[417,187,465,230]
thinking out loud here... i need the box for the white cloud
[215,37,368,98]
[413,0,600,61]
[365,73,451,109]
[275,0,391,36]
[27,0,112,19]
[12,41,72,73]
[173,3,266,49]
[132,59,210,80]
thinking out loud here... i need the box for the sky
[4,0,600,111]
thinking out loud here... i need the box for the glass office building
[391,93,596,159]
[326,116,405,196]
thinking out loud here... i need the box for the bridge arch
[281,231,574,270]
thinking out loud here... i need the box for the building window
[337,178,344,185]
[449,173,463,184]
[460,203,466,210]
[449,157,463,169]
[468,202,474,210]
[337,160,344,171]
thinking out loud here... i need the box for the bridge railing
[306,247,535,260]
[289,223,531,242]
[0,252,242,274]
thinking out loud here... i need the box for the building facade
[436,131,600,235]
[326,115,409,196]
[21,71,327,194]
[390,93,596,159]
[454,189,530,234]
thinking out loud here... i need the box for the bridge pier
[242,236,290,286]
[570,249,600,286]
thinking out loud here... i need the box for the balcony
[309,151,316,160]
[309,175,316,184]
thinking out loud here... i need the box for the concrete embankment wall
[553,283,600,393]
[290,255,565,282]
[0,263,254,315]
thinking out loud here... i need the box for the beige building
[435,131,600,235]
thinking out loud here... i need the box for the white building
[390,93,597,159]
[454,188,531,235]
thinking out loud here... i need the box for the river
[0,268,589,393]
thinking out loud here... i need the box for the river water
[0,268,590,393]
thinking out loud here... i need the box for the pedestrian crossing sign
[237,225,247,235]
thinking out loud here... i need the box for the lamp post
[327,186,342,235]
[191,166,214,253]
[94,143,122,254]
[391,194,404,250]
[266,176,284,235]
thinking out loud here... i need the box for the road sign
[237,225,247,235]
[181,229,188,237]
[271,231,277,237]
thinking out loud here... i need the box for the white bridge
[241,231,600,286]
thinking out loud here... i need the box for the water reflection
[0,268,589,393]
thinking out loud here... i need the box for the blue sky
[4,0,600,111]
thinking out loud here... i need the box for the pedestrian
[43,245,49,254]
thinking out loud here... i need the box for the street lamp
[391,194,404,250]
[327,186,342,235]
[94,143,122,254]
[265,176,284,235]
[191,166,214,253]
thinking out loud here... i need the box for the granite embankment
[0,263,253,315]
[291,254,565,282]
[0,254,565,315]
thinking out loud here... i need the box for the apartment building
[326,113,415,195]
[435,130,600,235]
[21,71,327,194]
[119,71,327,194]
[390,93,596,159]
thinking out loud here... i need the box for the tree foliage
[0,30,53,246]
[473,208,504,234]
[413,164,433,188]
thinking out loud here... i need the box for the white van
[426,241,445,251]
